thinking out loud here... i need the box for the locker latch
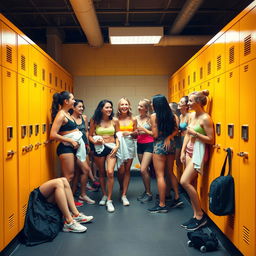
[7,126,13,141]
[216,123,221,136]
[35,124,39,136]
[228,124,234,138]
[241,125,249,141]
[21,125,27,138]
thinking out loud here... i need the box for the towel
[192,140,205,173]
[62,131,86,162]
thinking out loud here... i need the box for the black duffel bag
[209,147,235,216]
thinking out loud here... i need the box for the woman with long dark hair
[148,94,182,213]
[89,100,119,213]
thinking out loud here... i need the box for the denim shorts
[153,138,175,155]
[137,142,154,154]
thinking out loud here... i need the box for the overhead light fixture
[109,27,163,45]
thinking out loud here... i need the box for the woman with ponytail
[180,90,214,231]
[50,91,94,206]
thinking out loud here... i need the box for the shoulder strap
[220,148,232,176]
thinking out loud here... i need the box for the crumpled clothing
[62,131,86,162]
[192,140,205,173]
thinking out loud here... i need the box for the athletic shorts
[57,142,77,156]
[137,142,153,154]
[153,138,176,155]
[93,146,112,157]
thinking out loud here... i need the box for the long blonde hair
[140,98,153,116]
[189,89,209,107]
[117,97,132,117]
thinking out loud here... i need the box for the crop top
[179,122,188,132]
[194,124,206,135]
[59,117,77,132]
[119,120,133,132]
[96,125,115,136]
[75,117,88,144]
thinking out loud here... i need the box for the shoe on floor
[63,220,87,233]
[86,183,98,192]
[185,214,207,231]
[73,213,94,224]
[79,195,96,205]
[148,204,168,213]
[106,200,115,212]
[170,198,184,208]
[99,195,108,206]
[74,200,83,207]
[180,217,195,228]
[140,193,153,203]
[137,191,146,201]
[121,195,130,206]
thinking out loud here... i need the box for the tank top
[75,117,88,145]
[119,120,133,132]
[59,117,77,132]
[137,121,154,144]
[95,125,115,136]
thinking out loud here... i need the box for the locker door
[17,75,30,231]
[0,67,3,251]
[2,67,18,246]
[238,60,256,256]
[224,68,240,246]
[28,80,41,191]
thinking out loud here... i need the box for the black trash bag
[20,188,63,246]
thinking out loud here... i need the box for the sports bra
[119,120,133,132]
[179,122,188,131]
[194,124,206,135]
[96,125,115,136]
[59,117,77,132]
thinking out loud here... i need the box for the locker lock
[28,144,33,151]
[7,150,16,158]
[237,152,248,159]
[35,142,42,149]
[22,146,29,153]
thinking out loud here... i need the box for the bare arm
[150,114,158,139]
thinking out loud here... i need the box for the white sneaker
[99,195,108,206]
[121,195,130,206]
[79,194,96,205]
[106,200,115,212]
[63,220,87,233]
[73,213,94,224]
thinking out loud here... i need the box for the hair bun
[202,89,209,96]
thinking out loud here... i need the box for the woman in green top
[180,90,214,231]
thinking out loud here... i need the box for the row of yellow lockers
[0,14,72,92]
[169,2,256,96]
[0,15,73,252]
[169,2,256,256]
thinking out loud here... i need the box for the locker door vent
[207,61,211,75]
[22,204,27,217]
[7,71,11,77]
[49,73,52,84]
[200,67,203,79]
[33,63,38,77]
[193,72,196,82]
[188,75,190,85]
[21,55,26,70]
[244,35,251,56]
[244,65,248,72]
[217,55,221,71]
[6,45,13,63]
[8,214,15,229]
[229,46,234,64]
[228,215,234,229]
[229,72,233,78]
[242,226,250,245]
[55,76,58,87]
[42,69,45,81]
[182,79,185,88]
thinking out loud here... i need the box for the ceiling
[0,0,254,45]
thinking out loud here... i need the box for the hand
[137,127,145,134]
[109,146,118,158]
[163,138,171,150]
[122,131,131,136]
[70,140,79,149]
[187,126,197,137]
[130,130,138,139]
[180,151,186,163]
[94,137,104,145]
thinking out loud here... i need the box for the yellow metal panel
[238,60,256,256]
[17,75,30,231]
[1,22,17,72]
[28,45,40,82]
[225,23,240,71]
[41,55,48,86]
[17,35,29,77]
[2,67,18,246]
[204,44,215,80]
[239,7,256,65]
[214,33,226,76]
[197,51,206,84]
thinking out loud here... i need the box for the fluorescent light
[109,27,163,45]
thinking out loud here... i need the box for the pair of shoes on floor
[148,204,168,213]
[79,194,96,205]
[73,212,94,224]
[99,195,108,206]
[63,220,87,233]
[169,198,184,208]
[137,192,153,203]
[74,200,83,207]
[121,195,130,206]
[181,214,207,231]
[106,200,115,212]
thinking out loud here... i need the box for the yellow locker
[197,51,206,84]
[225,23,240,71]
[204,44,215,81]
[0,67,4,251]
[1,22,17,72]
[2,67,18,246]
[224,68,240,246]
[41,55,48,86]
[239,7,256,65]
[17,35,29,77]
[28,80,42,191]
[214,32,226,76]
[28,45,40,82]
[238,60,256,256]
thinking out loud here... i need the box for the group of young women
[34,89,214,234]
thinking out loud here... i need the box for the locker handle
[22,146,29,153]
[237,152,248,159]
[7,127,13,141]
[7,150,16,158]
[35,142,42,148]
[44,140,50,145]
[212,144,220,149]
[28,144,33,151]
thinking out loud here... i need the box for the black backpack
[209,148,235,216]
[187,229,219,253]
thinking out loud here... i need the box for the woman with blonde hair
[180,90,214,231]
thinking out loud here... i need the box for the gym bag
[209,147,235,216]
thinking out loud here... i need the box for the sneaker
[170,198,184,208]
[137,191,146,201]
[148,204,168,213]
[121,195,130,206]
[73,213,94,224]
[99,195,108,206]
[79,195,96,205]
[74,200,83,207]
[63,220,87,233]
[180,217,195,228]
[86,183,97,192]
[140,193,153,203]
[106,200,115,212]
[185,215,207,231]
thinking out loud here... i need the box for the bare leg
[106,156,116,200]
[76,159,91,196]
[153,154,166,207]
[175,148,183,182]
[71,166,80,195]
[94,156,107,196]
[117,165,124,192]
[122,159,133,196]
[138,153,152,194]
[59,153,75,182]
